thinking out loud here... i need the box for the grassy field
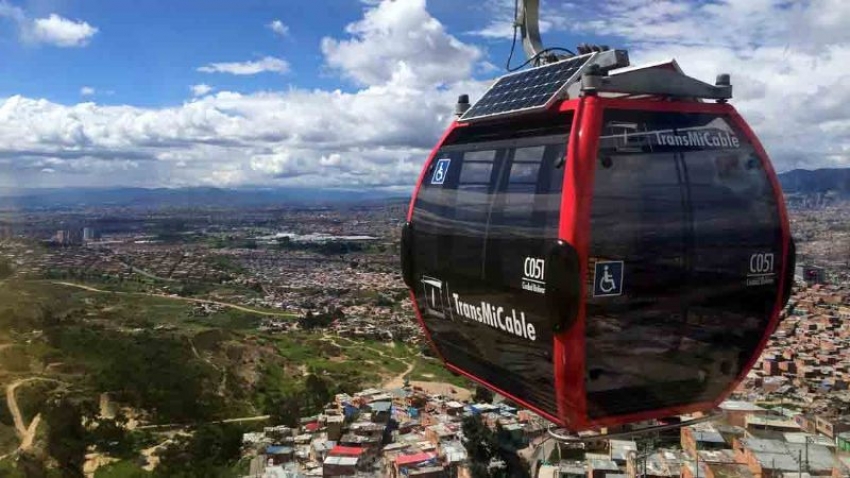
[410,356,470,388]
[0,276,471,475]
[93,461,151,478]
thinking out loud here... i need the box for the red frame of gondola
[406,95,791,430]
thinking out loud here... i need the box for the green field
[0,276,468,475]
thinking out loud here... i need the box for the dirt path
[188,337,227,396]
[116,259,175,283]
[52,281,294,318]
[383,361,415,389]
[6,377,60,453]
[8,378,34,438]
[134,414,271,431]
[320,333,406,362]
[19,414,40,450]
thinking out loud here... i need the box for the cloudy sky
[0,0,847,190]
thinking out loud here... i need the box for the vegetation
[94,461,151,478]
[43,395,88,478]
[274,237,369,255]
[461,414,531,478]
[410,356,470,388]
[0,278,459,475]
[474,385,495,404]
[154,423,244,478]
[48,327,223,423]
[16,380,60,425]
[0,257,12,280]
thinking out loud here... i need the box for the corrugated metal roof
[720,400,766,412]
[395,452,437,466]
[266,445,294,454]
[323,456,358,466]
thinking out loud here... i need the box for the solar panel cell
[460,53,595,122]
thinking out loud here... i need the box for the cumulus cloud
[0,0,488,189]
[561,0,850,171]
[4,0,846,190]
[197,56,289,75]
[80,86,95,96]
[321,0,482,87]
[0,2,98,47]
[30,13,98,47]
[190,84,214,97]
[267,19,289,37]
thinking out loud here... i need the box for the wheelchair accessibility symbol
[593,261,624,297]
[431,158,451,185]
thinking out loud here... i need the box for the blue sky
[0,0,847,189]
[0,0,592,106]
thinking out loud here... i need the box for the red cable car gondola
[400,5,794,431]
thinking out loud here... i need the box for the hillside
[779,168,850,196]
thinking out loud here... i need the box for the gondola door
[584,109,691,420]
[584,105,787,425]
[406,113,574,422]
[481,135,568,418]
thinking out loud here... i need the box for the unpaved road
[6,377,60,453]
[383,361,415,389]
[134,414,271,431]
[52,281,294,318]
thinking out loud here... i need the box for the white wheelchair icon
[431,158,450,185]
[594,261,623,297]
[434,166,446,182]
[599,265,617,293]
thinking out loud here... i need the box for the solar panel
[459,53,596,123]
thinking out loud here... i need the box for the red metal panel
[553,95,603,429]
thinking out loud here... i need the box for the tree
[88,412,134,458]
[473,385,494,404]
[305,374,331,411]
[461,414,531,478]
[43,395,87,478]
[155,423,243,478]
[0,258,12,280]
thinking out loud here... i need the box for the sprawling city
[0,181,847,477]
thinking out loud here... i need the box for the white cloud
[30,13,98,47]
[268,19,289,37]
[320,0,482,87]
[467,0,568,40]
[2,0,847,190]
[0,0,487,189]
[562,0,850,171]
[197,56,289,75]
[0,3,98,47]
[80,86,95,96]
[190,84,214,97]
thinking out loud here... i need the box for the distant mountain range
[778,168,850,196]
[0,167,846,210]
[0,187,409,210]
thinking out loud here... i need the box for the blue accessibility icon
[593,261,624,297]
[431,158,451,185]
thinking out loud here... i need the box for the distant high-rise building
[795,263,827,285]
[54,230,68,245]
[83,227,96,242]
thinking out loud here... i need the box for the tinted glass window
[586,110,783,419]
[409,114,572,418]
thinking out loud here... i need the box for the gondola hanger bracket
[580,62,733,101]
